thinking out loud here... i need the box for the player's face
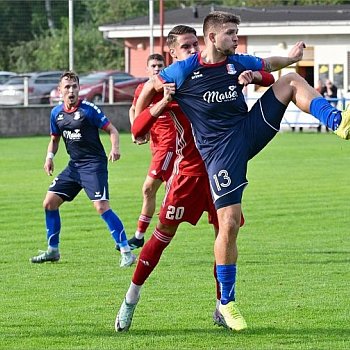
[213,22,238,56]
[170,33,200,60]
[146,59,164,76]
[59,77,80,109]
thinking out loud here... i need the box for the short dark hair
[59,70,79,84]
[147,53,164,64]
[166,25,197,49]
[203,11,241,36]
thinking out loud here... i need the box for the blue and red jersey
[159,52,264,159]
[50,100,109,168]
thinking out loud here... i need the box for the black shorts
[48,165,109,202]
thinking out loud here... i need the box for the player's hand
[44,159,54,176]
[134,132,150,145]
[238,70,254,86]
[163,83,175,102]
[109,148,121,162]
[288,41,306,64]
[131,133,148,145]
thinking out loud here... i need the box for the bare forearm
[109,127,120,151]
[47,139,59,154]
[264,56,298,72]
[135,79,157,117]
[264,41,305,72]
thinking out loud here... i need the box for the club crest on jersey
[57,113,64,121]
[226,64,237,75]
[73,111,81,120]
[191,71,203,79]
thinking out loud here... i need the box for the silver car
[0,71,17,85]
[0,71,61,105]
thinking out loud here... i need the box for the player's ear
[169,48,177,59]
[208,32,216,44]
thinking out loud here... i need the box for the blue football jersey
[159,52,263,159]
[50,100,109,167]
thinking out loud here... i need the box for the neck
[64,101,78,112]
[65,104,75,110]
[201,49,227,64]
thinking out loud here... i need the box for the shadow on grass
[7,323,349,338]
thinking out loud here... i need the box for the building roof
[99,4,350,38]
[101,4,350,26]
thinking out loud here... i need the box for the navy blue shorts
[48,165,109,202]
[206,87,287,209]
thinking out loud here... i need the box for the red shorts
[159,174,219,227]
[147,149,175,182]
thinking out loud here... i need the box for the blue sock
[101,209,128,247]
[310,97,342,130]
[217,264,236,305]
[45,209,61,248]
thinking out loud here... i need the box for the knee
[219,215,241,237]
[95,201,110,215]
[279,72,305,86]
[157,222,177,236]
[43,198,52,210]
[43,195,60,211]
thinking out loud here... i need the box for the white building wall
[244,33,350,130]
[245,34,350,98]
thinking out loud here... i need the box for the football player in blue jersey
[30,70,136,268]
[135,12,350,331]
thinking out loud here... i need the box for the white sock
[48,246,58,252]
[135,231,145,240]
[120,246,131,254]
[125,282,142,304]
[216,299,221,309]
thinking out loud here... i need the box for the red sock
[137,214,152,233]
[132,228,173,285]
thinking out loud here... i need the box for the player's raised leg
[272,72,350,139]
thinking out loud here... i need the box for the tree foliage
[9,18,124,73]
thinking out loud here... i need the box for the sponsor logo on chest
[203,85,238,103]
[63,129,82,140]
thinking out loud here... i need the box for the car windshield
[79,72,133,85]
[6,77,28,85]
[0,75,15,84]
[79,73,108,85]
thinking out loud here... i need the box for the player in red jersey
[115,25,274,332]
[128,54,177,249]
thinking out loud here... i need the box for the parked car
[0,71,17,85]
[0,71,62,105]
[49,70,148,105]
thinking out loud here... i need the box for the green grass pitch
[0,132,349,350]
